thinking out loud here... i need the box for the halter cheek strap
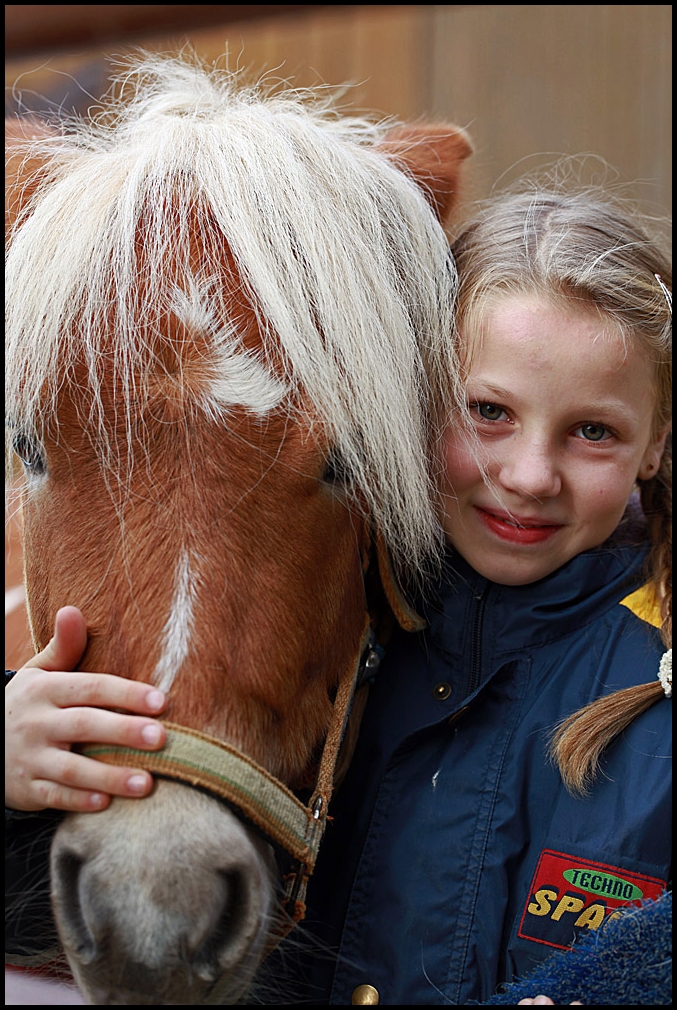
[374,528,426,633]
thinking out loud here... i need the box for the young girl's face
[437,294,668,586]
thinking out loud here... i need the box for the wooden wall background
[4,4,672,667]
[6,5,672,210]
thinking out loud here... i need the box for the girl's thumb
[23,606,88,672]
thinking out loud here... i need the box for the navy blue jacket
[275,518,671,1004]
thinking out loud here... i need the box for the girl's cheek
[439,431,483,483]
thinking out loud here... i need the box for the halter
[82,534,423,943]
[83,617,378,938]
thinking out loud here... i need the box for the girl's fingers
[54,673,166,715]
[8,758,155,813]
[29,780,112,813]
[22,606,88,672]
[30,773,153,813]
[517,1000,583,1007]
[30,750,156,810]
[7,639,167,813]
[57,707,167,749]
[11,667,166,717]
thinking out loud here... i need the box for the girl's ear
[379,123,473,226]
[637,426,670,481]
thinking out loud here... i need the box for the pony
[5,54,472,1004]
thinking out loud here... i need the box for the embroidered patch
[518,849,666,951]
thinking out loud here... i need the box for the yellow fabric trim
[619,583,662,628]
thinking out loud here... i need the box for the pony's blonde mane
[6,54,460,577]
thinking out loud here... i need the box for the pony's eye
[322,450,349,486]
[12,434,46,475]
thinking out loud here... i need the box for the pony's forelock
[6,54,460,579]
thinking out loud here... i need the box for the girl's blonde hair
[451,186,672,795]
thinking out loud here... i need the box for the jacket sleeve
[5,671,65,965]
[480,891,672,1006]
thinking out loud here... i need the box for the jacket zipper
[469,583,490,694]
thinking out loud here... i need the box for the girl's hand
[518,999,583,1006]
[5,606,167,813]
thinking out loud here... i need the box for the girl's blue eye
[578,423,608,442]
[477,403,504,421]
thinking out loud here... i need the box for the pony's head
[6,54,471,1004]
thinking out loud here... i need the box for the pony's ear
[5,116,56,235]
[379,123,473,225]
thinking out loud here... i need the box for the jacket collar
[425,506,650,661]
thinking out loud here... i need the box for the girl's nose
[495,440,562,500]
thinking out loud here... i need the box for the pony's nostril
[53,850,98,964]
[191,870,251,980]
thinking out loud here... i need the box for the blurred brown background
[6,5,672,208]
[4,4,672,668]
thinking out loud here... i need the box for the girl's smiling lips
[474,506,564,544]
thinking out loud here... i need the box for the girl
[271,185,672,1004]
[6,185,672,1004]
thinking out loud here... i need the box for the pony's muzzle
[50,781,277,1005]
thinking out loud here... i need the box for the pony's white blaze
[152,547,199,694]
[170,280,287,415]
[207,344,286,414]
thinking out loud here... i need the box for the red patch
[519,849,666,951]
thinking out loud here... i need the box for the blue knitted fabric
[480,892,672,1005]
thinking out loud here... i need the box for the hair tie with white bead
[654,274,672,316]
[658,649,672,698]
